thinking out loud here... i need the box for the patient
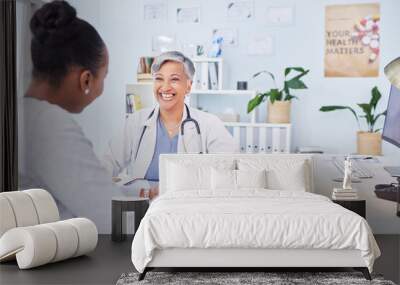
[19,0,121,233]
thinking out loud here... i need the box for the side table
[333,199,366,218]
[112,196,149,242]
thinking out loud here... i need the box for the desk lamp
[385,57,400,89]
[383,57,400,217]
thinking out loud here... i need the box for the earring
[84,89,90,95]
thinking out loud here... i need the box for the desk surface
[313,155,399,234]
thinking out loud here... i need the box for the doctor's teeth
[161,93,174,100]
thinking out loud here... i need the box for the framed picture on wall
[143,1,167,21]
[247,34,274,56]
[212,28,238,46]
[176,7,201,23]
[226,0,254,21]
[266,6,294,26]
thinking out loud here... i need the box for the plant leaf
[285,78,307,89]
[247,93,268,113]
[371,110,387,130]
[370,86,382,111]
[357,103,373,125]
[287,69,310,82]
[284,67,307,77]
[252,70,275,81]
[269,89,282,103]
[319,105,360,127]
[284,95,298,101]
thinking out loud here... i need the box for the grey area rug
[116,271,396,285]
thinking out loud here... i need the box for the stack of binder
[332,188,359,200]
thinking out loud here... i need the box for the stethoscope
[134,104,203,160]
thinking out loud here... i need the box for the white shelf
[192,57,223,63]
[190,89,256,96]
[224,122,291,128]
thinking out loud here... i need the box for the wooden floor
[0,235,398,285]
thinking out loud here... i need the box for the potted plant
[319,86,387,155]
[247,67,309,123]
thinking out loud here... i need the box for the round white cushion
[0,196,17,237]
[0,192,39,227]
[0,218,98,269]
[24,189,59,223]
[0,189,59,238]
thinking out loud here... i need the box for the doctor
[103,51,238,183]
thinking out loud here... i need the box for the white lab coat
[103,105,238,178]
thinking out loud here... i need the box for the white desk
[313,155,400,234]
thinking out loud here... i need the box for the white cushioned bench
[0,189,97,269]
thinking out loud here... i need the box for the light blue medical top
[144,116,178,182]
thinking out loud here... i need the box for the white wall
[69,0,400,163]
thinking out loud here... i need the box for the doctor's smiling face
[153,61,192,113]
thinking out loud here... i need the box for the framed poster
[176,7,200,23]
[266,6,294,26]
[325,3,380,77]
[143,1,167,21]
[212,28,238,46]
[226,0,254,21]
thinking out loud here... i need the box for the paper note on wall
[325,3,380,77]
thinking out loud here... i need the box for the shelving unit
[224,122,291,153]
[189,89,258,123]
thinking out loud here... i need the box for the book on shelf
[332,188,359,200]
[333,188,358,194]
[208,62,219,90]
[137,57,154,74]
[332,195,359,200]
[200,62,209,90]
[126,94,143,113]
[333,191,358,196]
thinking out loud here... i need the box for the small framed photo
[266,6,295,26]
[226,0,254,21]
[212,28,238,46]
[176,7,201,23]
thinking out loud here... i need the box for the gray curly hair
[151,51,195,80]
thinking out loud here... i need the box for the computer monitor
[382,85,400,217]
[382,85,400,178]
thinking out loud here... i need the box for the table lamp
[383,57,400,217]
[384,57,400,89]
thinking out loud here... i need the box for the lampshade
[384,57,400,89]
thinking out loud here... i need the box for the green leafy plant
[247,67,310,113]
[319,86,387,132]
